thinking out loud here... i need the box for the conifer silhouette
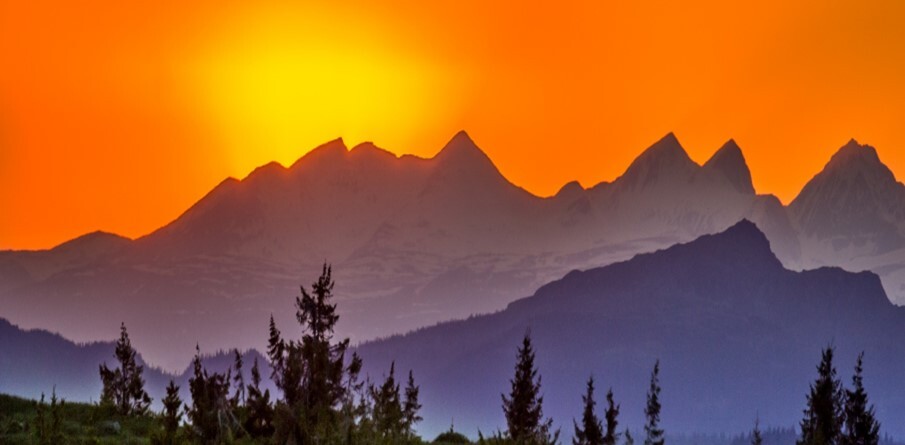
[99,322,151,416]
[573,376,604,445]
[502,330,559,444]
[842,353,880,445]
[798,347,845,445]
[644,361,664,445]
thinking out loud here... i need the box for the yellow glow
[184,10,470,173]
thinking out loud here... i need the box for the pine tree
[842,353,880,445]
[502,331,558,445]
[49,387,63,444]
[798,347,845,445]
[752,418,763,445]
[644,361,664,445]
[157,380,183,445]
[245,357,275,438]
[573,376,604,445]
[603,388,620,445]
[99,322,151,416]
[232,349,245,407]
[186,344,238,443]
[34,393,47,445]
[271,263,354,443]
[372,362,404,441]
[403,369,423,439]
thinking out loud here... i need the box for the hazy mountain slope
[356,221,905,439]
[0,317,271,409]
[790,138,905,297]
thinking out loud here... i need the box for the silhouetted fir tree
[371,362,404,441]
[403,369,423,439]
[266,314,285,381]
[644,361,664,445]
[153,379,183,445]
[603,388,620,445]
[186,344,239,444]
[99,322,151,416]
[842,353,880,445]
[798,347,845,445]
[752,419,764,445]
[340,352,366,444]
[502,331,559,445]
[49,388,63,445]
[271,264,353,443]
[573,376,604,445]
[232,349,245,407]
[244,357,275,438]
[34,393,47,445]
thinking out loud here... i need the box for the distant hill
[356,221,905,439]
[0,318,271,410]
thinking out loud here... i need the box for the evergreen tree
[798,347,845,445]
[624,429,634,445]
[186,345,239,443]
[245,357,275,438]
[842,353,880,445]
[752,418,763,445]
[232,349,245,407]
[371,362,404,441]
[152,379,183,445]
[271,263,353,443]
[99,322,151,416]
[34,393,47,445]
[502,331,559,445]
[644,361,664,445]
[403,369,423,439]
[573,376,604,445]
[603,388,620,445]
[49,388,63,445]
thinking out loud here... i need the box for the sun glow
[184,11,470,173]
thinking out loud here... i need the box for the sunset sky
[3,0,905,249]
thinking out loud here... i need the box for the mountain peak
[824,139,887,175]
[665,219,782,271]
[432,131,499,174]
[289,138,348,169]
[617,132,698,189]
[703,139,755,194]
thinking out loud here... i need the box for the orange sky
[3,0,905,250]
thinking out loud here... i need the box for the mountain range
[6,222,905,440]
[355,220,905,438]
[1,131,904,370]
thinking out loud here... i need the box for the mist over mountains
[1,131,904,373]
[355,220,905,438]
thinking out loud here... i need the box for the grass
[0,393,156,444]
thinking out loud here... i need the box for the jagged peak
[675,219,781,268]
[288,138,348,169]
[616,132,698,188]
[824,138,886,174]
[703,139,755,194]
[431,130,500,175]
[435,131,486,159]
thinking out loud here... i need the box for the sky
[3,0,905,250]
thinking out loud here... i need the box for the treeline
[23,264,886,445]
